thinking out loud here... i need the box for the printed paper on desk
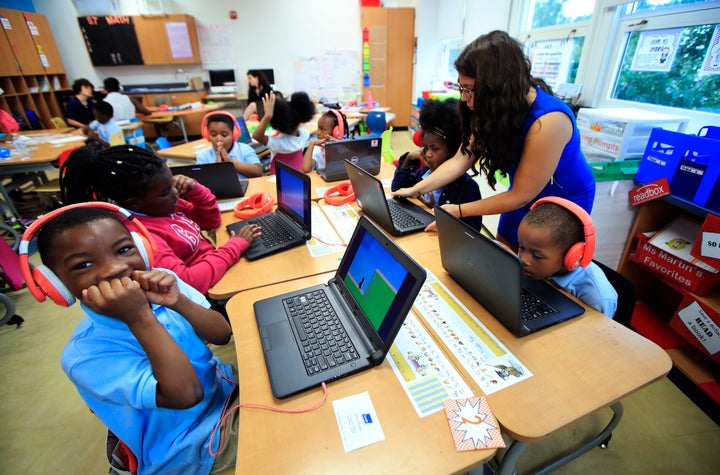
[443,397,505,451]
[332,391,385,452]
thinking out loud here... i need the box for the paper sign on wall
[631,28,682,72]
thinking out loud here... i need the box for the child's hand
[172,174,196,195]
[216,142,231,163]
[81,277,151,324]
[399,150,423,169]
[262,92,275,120]
[132,269,180,307]
[230,224,262,244]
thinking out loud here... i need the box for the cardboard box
[630,216,720,295]
[670,295,720,362]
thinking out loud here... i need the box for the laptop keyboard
[283,290,360,376]
[250,214,295,248]
[521,289,557,322]
[388,200,424,229]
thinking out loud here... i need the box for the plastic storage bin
[577,107,688,161]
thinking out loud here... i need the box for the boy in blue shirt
[517,197,618,318]
[197,113,263,178]
[83,100,124,147]
[33,206,238,474]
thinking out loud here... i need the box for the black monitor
[208,69,237,88]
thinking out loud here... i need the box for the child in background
[391,99,483,232]
[60,145,261,295]
[517,197,618,317]
[302,109,348,173]
[83,100,124,147]
[252,91,316,173]
[33,206,237,474]
[197,113,263,179]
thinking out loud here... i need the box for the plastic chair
[380,126,395,164]
[0,222,24,327]
[594,259,636,326]
[51,116,68,129]
[154,137,171,150]
[269,150,303,175]
[365,111,387,136]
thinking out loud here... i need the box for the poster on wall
[196,23,236,69]
[528,39,573,91]
[630,28,682,72]
[700,24,720,75]
[293,51,361,103]
[78,16,143,66]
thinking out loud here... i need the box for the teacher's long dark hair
[454,30,553,189]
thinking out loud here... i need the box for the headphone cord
[312,235,347,247]
[209,368,328,456]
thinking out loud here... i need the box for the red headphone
[330,109,348,140]
[18,202,158,307]
[233,192,274,219]
[201,111,242,141]
[323,182,355,206]
[530,196,595,271]
[412,129,423,147]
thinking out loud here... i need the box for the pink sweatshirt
[137,183,249,294]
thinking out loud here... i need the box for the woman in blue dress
[393,30,595,248]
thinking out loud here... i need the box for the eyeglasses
[451,82,474,96]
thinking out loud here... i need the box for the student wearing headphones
[302,109,349,173]
[21,204,238,474]
[197,112,263,178]
[517,197,617,318]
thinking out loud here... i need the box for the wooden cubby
[0,8,71,131]
[618,196,720,409]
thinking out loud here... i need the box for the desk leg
[0,184,21,220]
[178,116,188,143]
[496,401,624,475]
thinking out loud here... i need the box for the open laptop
[226,161,311,260]
[319,136,382,182]
[344,159,434,236]
[435,206,585,337]
[170,162,248,201]
[235,116,269,156]
[253,216,427,398]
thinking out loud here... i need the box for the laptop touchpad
[263,320,293,351]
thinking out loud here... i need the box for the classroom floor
[1,131,718,474]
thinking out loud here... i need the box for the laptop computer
[226,161,311,260]
[235,116,269,156]
[170,162,248,199]
[253,216,427,398]
[319,136,382,182]
[434,206,585,337]
[344,159,434,236]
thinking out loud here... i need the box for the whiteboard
[293,50,361,102]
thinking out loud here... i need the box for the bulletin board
[293,50,361,102]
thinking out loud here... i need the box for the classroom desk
[226,270,496,475]
[143,103,222,143]
[226,250,671,474]
[0,129,86,218]
[156,138,270,164]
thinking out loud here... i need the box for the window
[529,0,595,28]
[610,3,720,113]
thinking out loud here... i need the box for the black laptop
[253,216,426,398]
[344,159,434,236]
[319,136,382,182]
[235,116,269,155]
[226,161,311,260]
[435,206,585,337]
[170,162,248,199]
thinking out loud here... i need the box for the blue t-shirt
[498,87,596,247]
[89,118,123,145]
[196,142,260,179]
[550,262,618,318]
[61,270,235,475]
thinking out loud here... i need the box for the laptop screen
[276,163,311,228]
[337,223,420,341]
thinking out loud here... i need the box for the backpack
[12,112,30,131]
[24,109,42,129]
[0,109,19,134]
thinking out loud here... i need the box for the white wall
[30,0,510,106]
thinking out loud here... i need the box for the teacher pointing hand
[392,30,595,248]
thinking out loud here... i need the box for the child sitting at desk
[391,99,483,232]
[60,145,261,296]
[196,112,263,179]
[302,109,349,173]
[24,204,238,474]
[252,91,316,174]
[517,196,618,317]
[82,100,124,148]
